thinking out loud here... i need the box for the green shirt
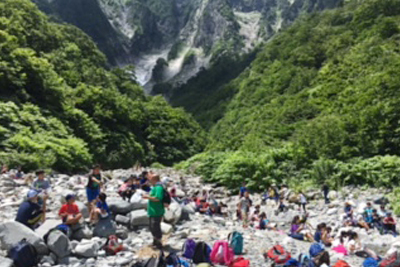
[147,185,165,217]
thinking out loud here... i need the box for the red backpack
[380,252,400,267]
[265,245,291,265]
[229,257,250,267]
[333,259,351,267]
[103,235,124,255]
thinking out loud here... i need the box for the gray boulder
[0,221,48,254]
[75,201,89,219]
[58,256,80,265]
[71,224,92,241]
[161,222,173,234]
[130,191,148,210]
[129,210,149,227]
[164,202,182,224]
[115,214,130,225]
[93,217,117,238]
[35,219,61,238]
[74,241,99,258]
[46,230,72,259]
[373,195,389,205]
[108,198,136,214]
[0,256,13,267]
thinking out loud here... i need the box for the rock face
[46,230,71,259]
[93,217,117,238]
[0,221,48,255]
[130,210,149,227]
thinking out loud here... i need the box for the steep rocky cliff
[32,0,343,91]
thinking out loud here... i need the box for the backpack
[166,252,181,266]
[363,258,379,267]
[182,239,196,259]
[333,260,351,267]
[313,251,330,266]
[228,231,244,255]
[266,245,291,265]
[380,252,400,267]
[43,224,71,243]
[298,253,314,267]
[229,256,250,267]
[7,238,39,267]
[160,185,171,206]
[103,235,124,256]
[144,252,166,267]
[210,240,234,265]
[193,242,212,264]
[309,243,325,258]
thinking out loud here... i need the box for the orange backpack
[333,259,351,267]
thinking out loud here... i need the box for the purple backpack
[182,239,196,259]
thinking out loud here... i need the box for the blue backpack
[8,239,39,267]
[363,257,379,267]
[228,231,244,255]
[298,253,315,267]
[182,239,196,259]
[309,243,324,258]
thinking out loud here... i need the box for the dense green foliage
[0,0,205,172]
[178,0,400,190]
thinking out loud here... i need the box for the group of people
[15,165,111,231]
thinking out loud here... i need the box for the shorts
[86,187,100,203]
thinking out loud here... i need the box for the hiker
[32,170,51,196]
[118,177,134,201]
[378,204,387,217]
[322,226,333,246]
[142,174,165,249]
[258,212,275,230]
[344,202,354,218]
[238,191,252,227]
[383,212,397,236]
[180,177,186,193]
[1,164,8,174]
[14,166,24,179]
[59,194,82,226]
[322,184,329,204]
[299,191,307,212]
[90,192,110,224]
[16,190,46,229]
[239,182,247,198]
[250,205,261,222]
[364,202,374,227]
[372,209,383,231]
[345,232,362,254]
[139,171,151,192]
[196,198,209,214]
[289,215,314,242]
[86,164,102,208]
[278,198,287,213]
[314,223,327,243]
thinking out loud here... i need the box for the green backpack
[228,231,244,255]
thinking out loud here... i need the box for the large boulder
[108,198,137,215]
[0,256,13,267]
[115,214,130,225]
[0,221,48,254]
[46,230,71,259]
[164,202,182,225]
[130,191,148,210]
[74,240,99,258]
[70,224,92,241]
[328,190,338,200]
[373,195,389,205]
[129,210,149,227]
[75,201,89,219]
[161,222,173,234]
[93,217,117,238]
[35,219,61,238]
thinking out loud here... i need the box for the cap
[65,194,75,201]
[27,189,39,199]
[35,170,45,175]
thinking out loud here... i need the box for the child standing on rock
[86,164,102,211]
[238,191,252,228]
[299,191,307,212]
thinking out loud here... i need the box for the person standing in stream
[143,173,165,249]
[86,164,102,212]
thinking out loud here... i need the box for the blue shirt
[240,187,247,197]
[96,201,110,214]
[16,201,41,229]
[314,231,322,242]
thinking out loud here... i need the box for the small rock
[115,214,130,225]
[93,217,117,238]
[129,210,149,227]
[0,256,13,267]
[74,241,99,258]
[161,222,173,234]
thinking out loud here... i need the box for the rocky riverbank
[0,168,398,266]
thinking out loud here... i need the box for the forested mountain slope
[179,0,400,192]
[0,0,205,172]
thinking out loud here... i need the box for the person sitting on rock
[1,164,8,174]
[289,215,314,242]
[322,226,333,246]
[278,198,287,213]
[86,164,102,209]
[90,192,110,224]
[16,189,46,229]
[118,177,134,201]
[378,205,388,218]
[14,166,24,179]
[356,213,370,230]
[383,212,398,236]
[59,194,82,226]
[314,223,326,243]
[250,205,261,223]
[196,198,209,214]
[139,171,151,192]
[372,209,383,232]
[32,170,51,195]
[345,231,362,254]
[258,212,269,230]
[364,202,374,227]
